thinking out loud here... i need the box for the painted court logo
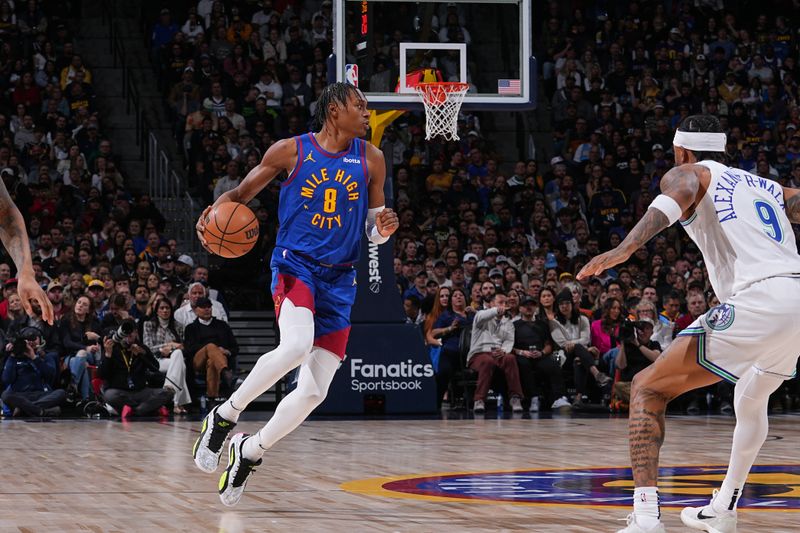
[342,465,800,510]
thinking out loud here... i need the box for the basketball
[202,202,259,258]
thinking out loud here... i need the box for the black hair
[313,82,361,132]
[677,114,727,163]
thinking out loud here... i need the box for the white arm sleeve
[649,194,683,225]
[365,206,390,244]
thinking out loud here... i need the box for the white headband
[673,130,727,152]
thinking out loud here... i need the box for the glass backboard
[331,0,535,111]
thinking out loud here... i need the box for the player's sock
[632,487,661,529]
[217,398,244,423]
[241,348,340,462]
[711,482,742,514]
[222,299,315,422]
[712,367,784,514]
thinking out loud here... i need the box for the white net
[415,82,469,141]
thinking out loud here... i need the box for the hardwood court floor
[0,412,798,532]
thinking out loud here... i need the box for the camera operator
[1,328,66,417]
[98,319,172,418]
[613,318,661,404]
[4,299,62,387]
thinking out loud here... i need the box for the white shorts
[677,276,800,383]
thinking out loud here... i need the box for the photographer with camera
[613,318,661,404]
[4,296,62,387]
[98,319,172,418]
[1,327,65,417]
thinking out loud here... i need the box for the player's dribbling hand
[196,205,213,251]
[376,208,399,237]
[17,272,54,325]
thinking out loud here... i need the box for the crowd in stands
[0,1,240,418]
[392,1,800,414]
[142,0,800,415]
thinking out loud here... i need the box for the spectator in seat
[174,282,227,326]
[173,254,194,291]
[634,298,673,351]
[59,295,102,400]
[549,289,611,406]
[613,318,661,405]
[142,298,191,413]
[99,320,172,418]
[674,291,708,334]
[467,292,524,413]
[59,54,92,90]
[2,328,66,417]
[513,295,570,412]
[183,297,237,401]
[430,287,473,407]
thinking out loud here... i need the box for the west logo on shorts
[705,303,735,331]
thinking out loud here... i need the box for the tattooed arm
[0,180,54,323]
[783,186,800,224]
[577,164,703,280]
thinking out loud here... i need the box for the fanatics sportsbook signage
[316,322,436,414]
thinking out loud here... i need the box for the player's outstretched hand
[376,208,399,237]
[576,248,631,280]
[195,205,213,252]
[17,272,54,325]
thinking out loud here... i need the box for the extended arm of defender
[577,164,702,280]
[365,142,398,243]
[0,180,54,323]
[196,139,296,246]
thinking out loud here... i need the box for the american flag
[498,79,521,95]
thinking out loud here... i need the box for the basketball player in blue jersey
[192,82,398,506]
[580,115,800,533]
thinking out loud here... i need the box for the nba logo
[345,64,359,87]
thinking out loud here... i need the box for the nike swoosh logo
[697,510,715,520]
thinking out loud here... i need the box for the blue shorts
[270,247,358,359]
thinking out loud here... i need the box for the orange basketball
[202,202,259,258]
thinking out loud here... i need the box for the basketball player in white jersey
[578,114,800,533]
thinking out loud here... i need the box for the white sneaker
[193,404,236,473]
[218,433,262,507]
[681,491,738,533]
[529,396,540,412]
[510,397,523,412]
[617,513,665,533]
[551,396,571,409]
[473,400,485,413]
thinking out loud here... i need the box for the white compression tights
[218,299,315,422]
[241,347,340,461]
[714,366,785,513]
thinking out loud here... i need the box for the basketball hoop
[415,82,469,141]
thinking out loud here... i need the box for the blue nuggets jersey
[276,133,370,265]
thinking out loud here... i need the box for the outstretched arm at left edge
[0,181,54,323]
[365,142,399,241]
[577,163,704,280]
